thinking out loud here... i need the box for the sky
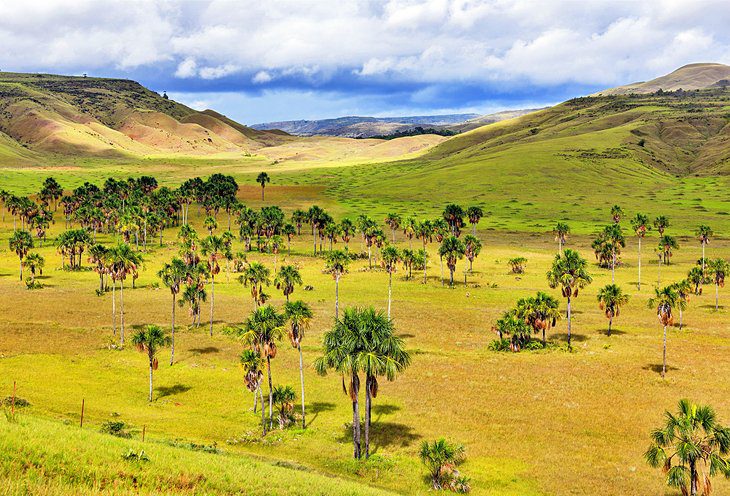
[1,0,729,124]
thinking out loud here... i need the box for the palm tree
[442,204,465,236]
[201,235,228,336]
[516,291,561,346]
[687,266,705,295]
[271,385,296,428]
[508,257,527,274]
[132,325,171,402]
[381,246,400,318]
[672,279,692,330]
[22,252,44,286]
[325,250,350,319]
[274,265,302,302]
[603,224,625,283]
[697,225,713,274]
[645,399,730,496]
[283,300,313,429]
[553,222,569,254]
[158,258,187,365]
[110,243,142,345]
[654,215,670,236]
[203,215,217,235]
[256,172,270,201]
[384,213,401,243]
[631,213,650,290]
[240,349,265,425]
[547,249,592,348]
[648,285,682,378]
[596,284,629,336]
[658,234,679,266]
[415,220,433,283]
[707,258,728,311]
[610,204,624,224]
[238,262,271,308]
[314,307,410,459]
[239,305,285,433]
[466,206,483,236]
[439,236,465,288]
[419,439,467,491]
[463,234,482,272]
[9,230,33,281]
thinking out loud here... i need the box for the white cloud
[175,57,198,78]
[252,71,273,84]
[198,63,240,80]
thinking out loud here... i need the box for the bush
[2,396,30,408]
[100,420,132,438]
[121,449,149,463]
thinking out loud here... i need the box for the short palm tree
[132,325,171,402]
[466,206,483,236]
[610,204,624,224]
[238,261,271,308]
[672,279,692,330]
[654,215,670,236]
[274,265,302,302]
[158,258,187,365]
[22,252,44,286]
[697,225,713,273]
[283,300,313,429]
[439,236,465,288]
[687,266,705,295]
[271,385,296,429]
[384,213,401,242]
[553,222,569,254]
[380,245,400,318]
[9,229,33,281]
[596,284,629,336]
[325,250,350,319]
[239,305,285,434]
[631,213,650,290]
[240,349,265,430]
[463,234,481,273]
[256,172,270,201]
[419,438,467,491]
[508,257,527,274]
[546,249,592,348]
[203,215,217,235]
[648,285,683,378]
[645,399,730,496]
[516,291,561,346]
[658,234,679,266]
[707,258,728,311]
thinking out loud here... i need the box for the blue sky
[1,0,728,124]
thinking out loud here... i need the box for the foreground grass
[0,414,394,495]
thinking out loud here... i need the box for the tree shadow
[643,364,679,375]
[369,422,421,454]
[189,346,219,355]
[397,333,415,338]
[699,304,724,310]
[307,401,335,427]
[598,328,626,336]
[551,333,588,343]
[156,384,192,398]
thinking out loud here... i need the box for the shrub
[100,420,132,438]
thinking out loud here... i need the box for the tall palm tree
[201,235,228,336]
[631,213,650,290]
[402,216,417,249]
[438,236,465,288]
[466,206,483,236]
[110,243,142,345]
[238,261,271,308]
[283,300,313,429]
[648,285,683,378]
[603,224,625,283]
[645,399,730,496]
[707,258,728,311]
[239,305,285,433]
[553,222,569,254]
[547,249,592,348]
[274,265,302,302]
[697,225,713,274]
[384,213,401,243]
[240,349,265,427]
[314,307,410,459]
[9,230,33,281]
[463,234,482,272]
[380,246,400,318]
[325,250,350,319]
[132,325,171,402]
[415,220,433,283]
[610,204,624,224]
[158,258,187,365]
[256,172,270,201]
[596,284,629,336]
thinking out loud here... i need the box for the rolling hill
[593,62,730,95]
[0,72,289,158]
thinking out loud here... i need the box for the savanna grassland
[2,88,730,496]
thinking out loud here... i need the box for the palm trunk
[209,276,215,336]
[335,276,340,319]
[387,271,392,318]
[440,257,444,286]
[260,385,266,436]
[702,242,706,274]
[423,243,428,284]
[253,384,258,413]
[567,295,572,349]
[18,258,22,281]
[611,247,615,283]
[120,280,125,345]
[261,185,265,201]
[608,315,613,336]
[364,376,372,459]
[351,373,361,459]
[368,245,372,269]
[148,360,153,402]
[662,324,667,378]
[170,293,176,365]
[112,279,117,336]
[449,267,454,288]
[637,237,642,290]
[690,460,698,496]
[716,283,720,311]
[298,344,306,429]
[267,356,274,431]
[679,308,683,330]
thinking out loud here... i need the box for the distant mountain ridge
[594,62,730,95]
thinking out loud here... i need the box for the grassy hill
[595,62,730,95]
